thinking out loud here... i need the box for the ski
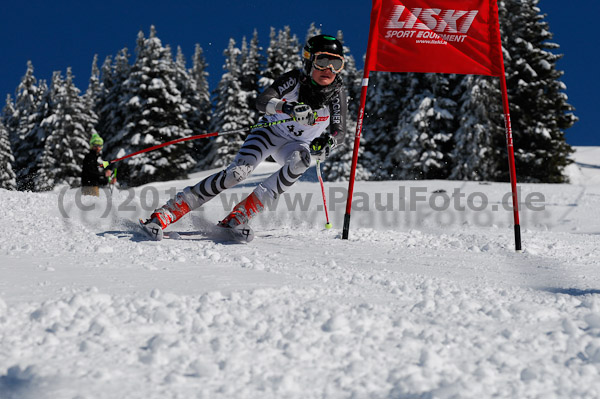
[216,223,255,243]
[138,219,254,243]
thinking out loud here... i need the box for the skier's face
[311,67,336,86]
[93,145,103,154]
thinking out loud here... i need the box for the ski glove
[282,102,316,126]
[310,134,335,162]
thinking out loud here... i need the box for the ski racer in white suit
[143,35,348,238]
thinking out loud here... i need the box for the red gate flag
[365,0,503,76]
[343,0,522,251]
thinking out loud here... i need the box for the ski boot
[140,193,191,241]
[217,192,263,242]
[218,192,264,228]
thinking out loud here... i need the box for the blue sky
[1,0,596,146]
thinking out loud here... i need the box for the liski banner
[343,0,522,251]
[365,0,503,76]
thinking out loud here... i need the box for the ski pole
[316,160,332,229]
[102,118,295,168]
[109,167,117,194]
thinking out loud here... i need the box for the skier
[142,34,348,240]
[81,133,116,196]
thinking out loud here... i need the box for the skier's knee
[224,162,253,186]
[287,148,311,175]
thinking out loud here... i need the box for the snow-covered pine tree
[190,44,211,122]
[335,31,360,121]
[278,26,302,73]
[260,28,279,89]
[361,72,409,180]
[240,30,262,125]
[173,45,207,163]
[84,55,101,110]
[392,73,457,180]
[322,29,369,182]
[498,0,576,183]
[176,47,194,108]
[2,94,16,131]
[8,62,49,190]
[0,119,17,190]
[260,26,302,89]
[6,62,38,142]
[189,44,212,165]
[2,95,17,160]
[203,38,247,168]
[97,48,131,167]
[110,26,196,186]
[34,68,95,191]
[305,22,322,41]
[450,75,504,181]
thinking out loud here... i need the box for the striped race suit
[157,69,347,224]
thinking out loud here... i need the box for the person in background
[81,133,116,196]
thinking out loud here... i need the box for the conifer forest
[0,0,577,191]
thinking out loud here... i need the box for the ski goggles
[312,52,345,74]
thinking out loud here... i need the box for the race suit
[158,69,347,222]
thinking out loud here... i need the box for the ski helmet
[89,133,104,148]
[302,35,345,75]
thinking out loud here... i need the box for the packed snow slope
[1,147,600,399]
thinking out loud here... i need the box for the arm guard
[327,87,348,147]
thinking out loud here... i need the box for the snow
[1,147,600,398]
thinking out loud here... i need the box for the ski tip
[139,218,164,241]
[167,231,182,240]
[232,223,255,243]
[217,223,255,243]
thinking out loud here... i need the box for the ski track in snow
[1,148,600,398]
